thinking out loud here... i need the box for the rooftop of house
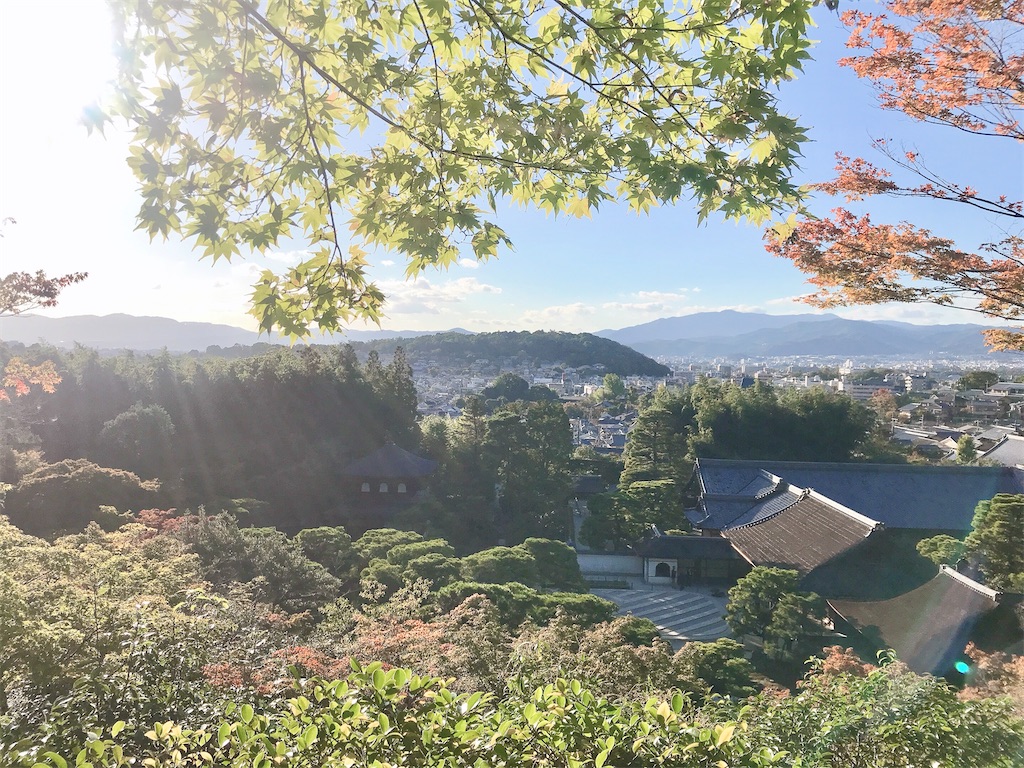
[687,482,804,531]
[341,443,438,478]
[631,533,744,561]
[979,434,1024,468]
[830,567,1002,676]
[695,458,1024,532]
[724,493,879,576]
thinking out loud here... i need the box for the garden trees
[619,387,693,487]
[103,0,814,334]
[726,566,802,640]
[916,533,965,567]
[3,459,160,537]
[97,402,176,479]
[725,566,825,661]
[688,380,873,462]
[580,479,687,550]
[964,494,1024,592]
[956,434,978,464]
[768,0,1024,350]
[484,400,572,542]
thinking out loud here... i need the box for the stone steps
[592,588,731,646]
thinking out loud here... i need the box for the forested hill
[342,331,671,376]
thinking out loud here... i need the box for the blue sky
[1,1,1021,336]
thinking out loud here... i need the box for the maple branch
[235,0,580,174]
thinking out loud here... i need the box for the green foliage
[24,343,419,533]
[916,534,966,567]
[175,515,342,612]
[21,665,782,768]
[673,638,758,700]
[739,654,1024,767]
[354,528,424,563]
[689,381,874,463]
[956,434,978,464]
[97,402,175,479]
[600,373,627,400]
[293,526,361,586]
[437,581,615,629]
[4,459,158,537]
[619,381,876,488]
[356,331,671,376]
[484,400,573,542]
[581,480,686,550]
[402,553,463,588]
[460,545,538,585]
[964,494,1024,592]
[762,591,826,663]
[386,538,457,568]
[518,538,586,592]
[957,371,1000,391]
[725,567,802,640]
[620,388,694,487]
[480,373,531,403]
[104,0,812,333]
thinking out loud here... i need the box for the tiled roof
[978,425,1019,442]
[830,567,1001,675]
[692,486,803,530]
[980,434,1024,468]
[342,443,437,478]
[696,458,1024,532]
[632,534,742,560]
[725,495,878,576]
[736,472,778,497]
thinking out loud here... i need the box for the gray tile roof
[980,434,1024,468]
[696,458,1024,532]
[632,535,742,560]
[692,487,803,530]
[342,443,437,478]
[830,567,1001,675]
[725,495,878,576]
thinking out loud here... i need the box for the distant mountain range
[0,310,1016,359]
[0,314,470,352]
[597,310,1013,358]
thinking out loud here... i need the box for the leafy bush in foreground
[9,657,1024,768]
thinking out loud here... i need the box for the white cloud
[832,303,1004,326]
[519,303,597,330]
[633,289,696,302]
[378,276,502,315]
[264,249,309,264]
[458,258,480,269]
[602,301,668,313]
[380,259,396,267]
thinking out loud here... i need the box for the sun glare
[0,1,115,128]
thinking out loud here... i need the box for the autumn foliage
[769,0,1024,349]
[0,358,61,402]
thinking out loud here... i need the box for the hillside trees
[768,0,1024,350]
[103,0,814,334]
[21,343,418,532]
